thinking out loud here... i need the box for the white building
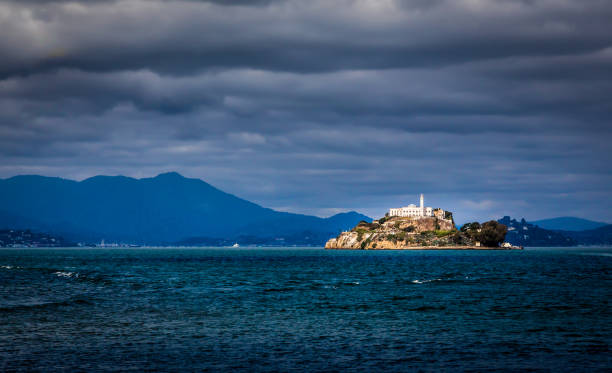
[388,194,433,218]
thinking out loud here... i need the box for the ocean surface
[1,247,611,372]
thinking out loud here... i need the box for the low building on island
[388,194,434,218]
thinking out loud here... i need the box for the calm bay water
[1,247,611,372]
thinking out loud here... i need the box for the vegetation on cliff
[460,221,508,247]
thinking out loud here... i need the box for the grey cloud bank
[0,0,611,224]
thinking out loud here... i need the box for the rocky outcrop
[325,214,514,250]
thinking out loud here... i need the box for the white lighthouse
[388,194,434,218]
[420,193,424,216]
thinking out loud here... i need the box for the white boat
[232,243,240,248]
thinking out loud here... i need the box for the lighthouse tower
[420,194,424,216]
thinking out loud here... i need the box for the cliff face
[325,215,475,250]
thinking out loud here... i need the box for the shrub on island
[461,220,507,247]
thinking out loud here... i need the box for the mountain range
[0,172,370,245]
[2,172,610,247]
[499,216,612,247]
[498,216,577,247]
[529,217,608,231]
[559,225,612,246]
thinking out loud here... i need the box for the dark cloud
[7,0,282,4]
[0,0,611,223]
[2,0,612,78]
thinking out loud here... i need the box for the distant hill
[530,217,608,231]
[498,216,576,247]
[0,172,370,245]
[559,225,612,246]
[0,229,75,248]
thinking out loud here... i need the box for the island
[325,194,521,250]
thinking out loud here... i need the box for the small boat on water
[232,243,240,248]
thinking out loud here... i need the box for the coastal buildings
[388,194,434,218]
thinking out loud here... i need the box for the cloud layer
[1,0,611,223]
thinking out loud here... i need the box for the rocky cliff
[325,214,468,249]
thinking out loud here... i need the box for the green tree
[460,222,481,233]
[477,221,507,247]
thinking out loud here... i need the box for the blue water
[1,247,611,372]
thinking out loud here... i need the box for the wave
[408,275,485,285]
[263,287,296,292]
[1,265,77,276]
[411,278,441,284]
[408,305,446,312]
[263,280,361,292]
[5,266,111,285]
[53,271,78,278]
[2,265,85,281]
[0,298,92,312]
[392,295,424,301]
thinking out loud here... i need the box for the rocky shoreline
[325,214,517,250]
[326,245,522,250]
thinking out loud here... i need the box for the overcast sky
[1,0,611,224]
